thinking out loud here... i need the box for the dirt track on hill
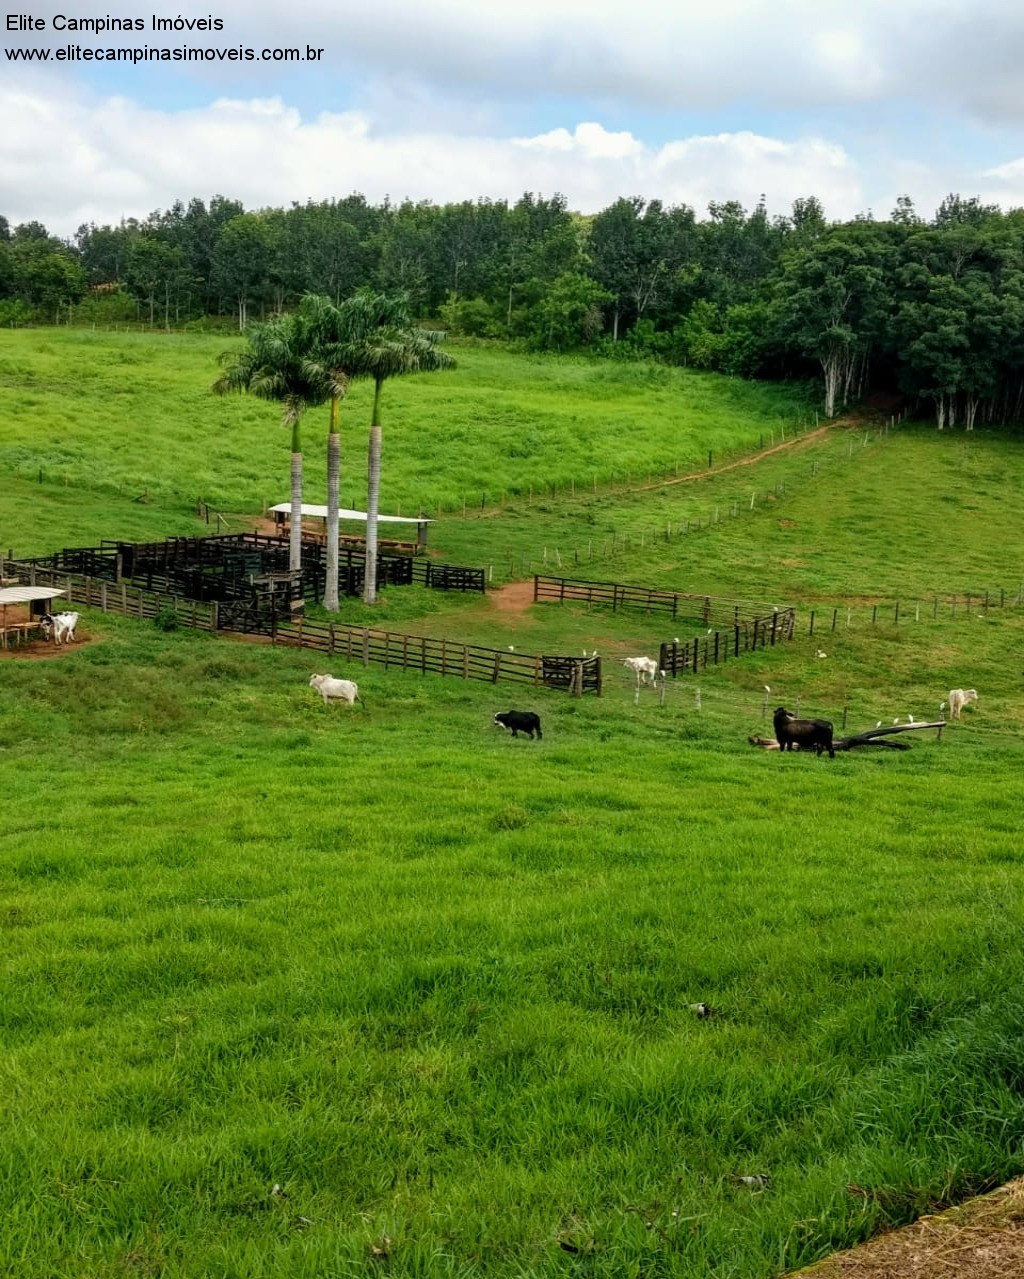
[631,421,834,492]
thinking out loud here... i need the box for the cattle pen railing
[8,564,602,695]
[267,616,602,694]
[533,574,796,675]
[10,534,487,604]
[657,614,795,678]
[8,564,218,630]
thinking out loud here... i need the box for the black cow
[773,706,834,759]
[494,711,543,740]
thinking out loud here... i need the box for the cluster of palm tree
[214,291,454,608]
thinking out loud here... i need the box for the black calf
[494,711,542,740]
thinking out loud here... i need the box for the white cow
[309,673,362,707]
[40,611,80,646]
[623,656,659,686]
[947,688,978,720]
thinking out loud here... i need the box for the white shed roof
[268,504,431,525]
[0,586,65,606]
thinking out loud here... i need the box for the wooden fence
[268,616,602,694]
[7,563,598,694]
[658,610,796,678]
[11,533,487,607]
[533,574,788,628]
[532,573,796,678]
[10,564,218,630]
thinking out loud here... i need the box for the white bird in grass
[908,714,915,723]
[508,645,515,652]
[893,718,900,724]
[815,649,827,659]
[764,685,771,694]
[876,722,882,728]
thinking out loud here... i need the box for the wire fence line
[493,414,907,583]
[602,675,999,745]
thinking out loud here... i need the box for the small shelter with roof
[268,504,432,554]
[0,585,65,648]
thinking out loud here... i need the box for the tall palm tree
[289,295,353,611]
[213,312,341,573]
[350,306,455,603]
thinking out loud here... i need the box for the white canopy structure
[267,504,431,525]
[0,586,65,607]
[268,504,432,549]
[0,585,65,648]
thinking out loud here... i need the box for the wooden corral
[532,574,795,675]
[12,534,486,617]
[11,563,600,695]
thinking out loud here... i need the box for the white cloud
[0,82,869,234]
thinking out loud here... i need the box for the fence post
[809,610,815,636]
[362,628,369,667]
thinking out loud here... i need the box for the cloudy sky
[4,0,1024,236]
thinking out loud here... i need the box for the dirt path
[459,415,856,522]
[790,1178,1024,1279]
[488,579,535,616]
[631,421,835,493]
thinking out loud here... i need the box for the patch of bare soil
[0,636,95,660]
[489,579,536,618]
[790,1179,1024,1279]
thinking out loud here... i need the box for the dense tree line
[3,190,1024,427]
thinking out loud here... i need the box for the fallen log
[750,721,945,753]
[835,720,944,750]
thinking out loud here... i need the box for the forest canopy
[2,189,1022,429]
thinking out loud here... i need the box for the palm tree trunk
[363,380,383,604]
[324,397,341,612]
[289,418,303,574]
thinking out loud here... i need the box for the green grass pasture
[2,619,1024,1278]
[2,330,1024,1278]
[0,330,813,543]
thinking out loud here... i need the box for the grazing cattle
[947,688,978,720]
[39,611,79,646]
[773,706,835,759]
[494,710,542,740]
[623,656,659,685]
[308,673,362,707]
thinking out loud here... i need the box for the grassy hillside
[2,329,1024,1278]
[0,330,814,541]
